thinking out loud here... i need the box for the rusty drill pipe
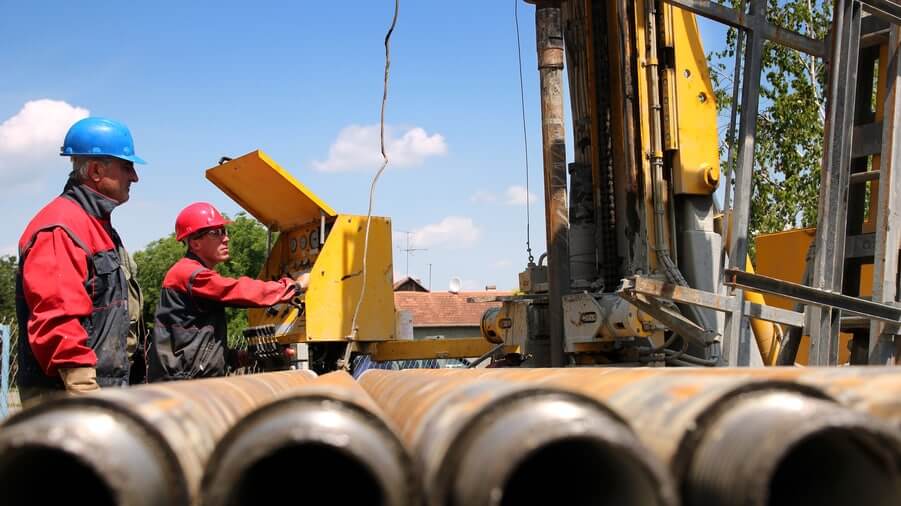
[0,370,317,506]
[800,366,901,427]
[585,365,901,428]
[686,388,901,506]
[725,366,901,428]
[358,369,676,506]
[200,371,418,506]
[413,369,901,506]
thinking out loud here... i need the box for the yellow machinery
[477,0,733,367]
[206,150,502,371]
[207,150,394,344]
[479,0,901,369]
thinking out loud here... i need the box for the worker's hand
[59,367,100,395]
[294,272,311,292]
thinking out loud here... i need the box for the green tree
[709,0,831,238]
[133,212,273,339]
[0,255,16,322]
[133,235,184,325]
[0,255,18,384]
[214,214,273,338]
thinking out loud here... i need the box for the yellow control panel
[206,151,396,345]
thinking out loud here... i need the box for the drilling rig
[203,0,901,374]
[480,0,901,370]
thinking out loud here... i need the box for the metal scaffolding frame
[809,0,863,365]
[869,24,901,363]
[653,0,901,366]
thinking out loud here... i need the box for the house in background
[393,276,429,292]
[393,283,510,340]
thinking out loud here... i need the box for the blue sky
[0,1,729,291]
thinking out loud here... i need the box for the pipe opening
[0,446,116,506]
[768,429,899,506]
[228,443,385,506]
[500,437,664,506]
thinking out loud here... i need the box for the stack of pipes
[0,367,898,506]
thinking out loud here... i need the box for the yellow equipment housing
[754,228,864,365]
[663,3,721,195]
[205,150,504,362]
[206,150,396,343]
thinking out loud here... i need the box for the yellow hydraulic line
[745,256,782,365]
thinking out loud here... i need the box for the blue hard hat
[60,117,147,164]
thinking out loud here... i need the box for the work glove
[59,367,101,395]
[294,272,311,292]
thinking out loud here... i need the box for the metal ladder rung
[850,170,881,184]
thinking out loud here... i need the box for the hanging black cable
[515,0,535,265]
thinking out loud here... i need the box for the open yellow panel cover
[205,150,337,231]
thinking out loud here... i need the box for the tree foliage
[214,214,273,338]
[0,255,19,384]
[0,255,16,323]
[709,0,831,237]
[133,212,272,338]
[133,235,184,326]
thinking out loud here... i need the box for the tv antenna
[396,229,428,277]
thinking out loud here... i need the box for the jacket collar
[185,250,213,270]
[62,182,120,220]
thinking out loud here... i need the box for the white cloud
[494,259,512,268]
[470,190,497,203]
[505,185,537,205]
[409,216,479,249]
[312,124,448,172]
[0,100,90,189]
[0,244,16,257]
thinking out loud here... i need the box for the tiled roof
[394,291,511,327]
[393,276,429,292]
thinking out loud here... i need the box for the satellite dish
[449,277,462,294]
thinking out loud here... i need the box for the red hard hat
[175,202,232,241]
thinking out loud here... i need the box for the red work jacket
[16,183,131,388]
[146,252,296,381]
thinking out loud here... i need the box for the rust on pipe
[402,368,901,506]
[800,367,901,427]
[587,365,901,427]
[358,369,676,506]
[201,371,417,506]
[0,370,317,506]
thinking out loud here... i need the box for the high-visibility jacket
[16,183,132,389]
[147,252,296,381]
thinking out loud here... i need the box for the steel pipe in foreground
[201,371,417,506]
[358,369,676,506]
[565,365,901,428]
[678,365,901,428]
[0,370,317,506]
[800,366,901,427]
[412,368,901,506]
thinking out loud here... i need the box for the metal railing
[0,319,18,420]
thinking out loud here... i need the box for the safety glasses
[194,227,228,240]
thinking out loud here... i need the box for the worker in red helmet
[146,202,308,381]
